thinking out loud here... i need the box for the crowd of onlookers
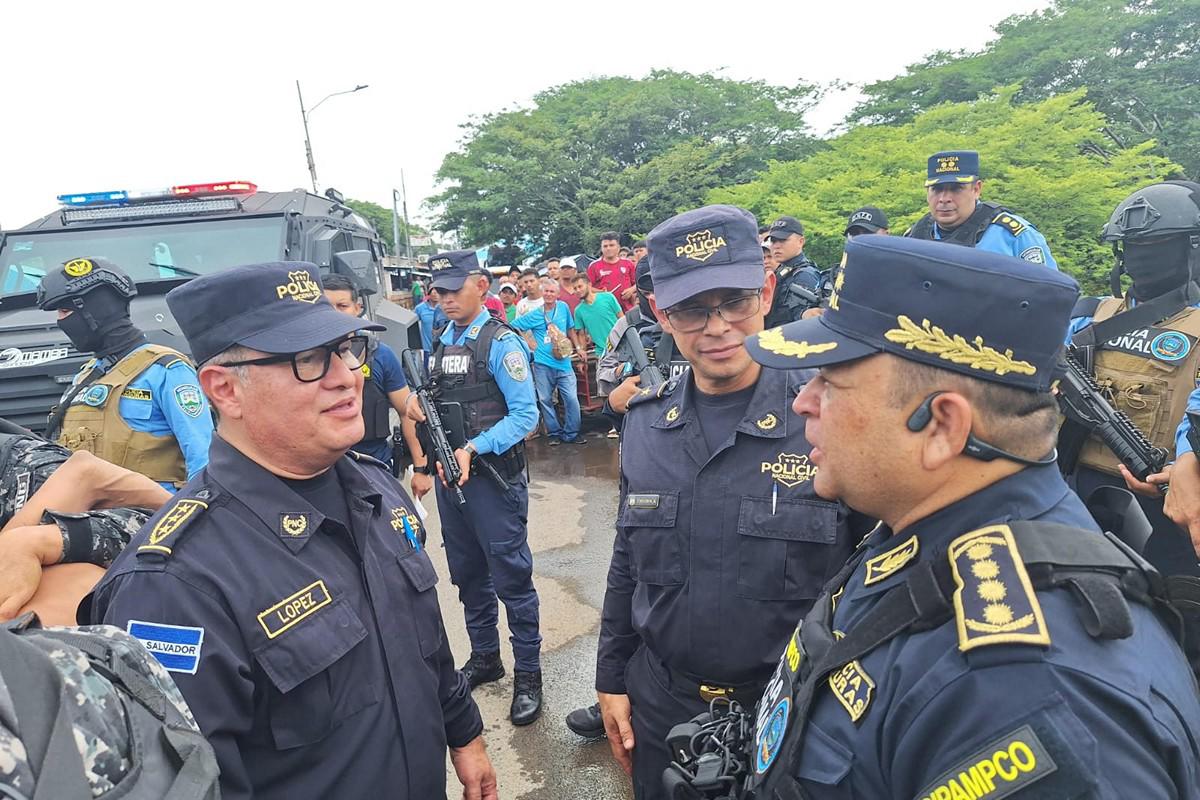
[409,233,640,443]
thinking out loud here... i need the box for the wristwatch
[464,442,478,459]
[414,462,434,476]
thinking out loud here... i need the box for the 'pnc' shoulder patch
[913,724,1057,800]
[949,525,1050,653]
[138,495,209,557]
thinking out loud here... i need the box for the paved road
[422,429,634,800]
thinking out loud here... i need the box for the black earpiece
[906,391,944,432]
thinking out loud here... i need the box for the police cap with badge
[925,150,981,187]
[165,261,383,365]
[428,250,487,292]
[845,206,889,236]
[748,236,1076,468]
[647,204,767,308]
[766,215,804,240]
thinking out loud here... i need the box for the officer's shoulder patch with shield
[137,488,214,558]
[503,350,528,381]
[948,524,1050,653]
[173,384,204,418]
[1019,246,1046,264]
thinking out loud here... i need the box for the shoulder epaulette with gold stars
[947,524,1050,652]
[136,487,215,559]
[626,374,680,409]
[990,211,1027,237]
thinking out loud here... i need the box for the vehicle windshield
[0,216,286,297]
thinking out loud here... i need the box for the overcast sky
[1,0,1048,236]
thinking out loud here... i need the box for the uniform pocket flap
[738,498,838,543]
[619,491,679,528]
[396,550,439,592]
[795,721,854,786]
[253,596,367,694]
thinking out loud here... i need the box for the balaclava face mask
[57,286,143,358]
[1124,236,1193,302]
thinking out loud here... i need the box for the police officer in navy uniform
[596,205,861,799]
[736,236,1200,798]
[84,261,497,800]
[764,216,824,329]
[38,257,213,490]
[1066,181,1200,577]
[906,150,1059,269]
[411,250,544,725]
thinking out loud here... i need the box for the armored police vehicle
[0,180,418,431]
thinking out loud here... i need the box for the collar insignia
[863,534,919,585]
[756,413,778,431]
[665,406,680,422]
[280,513,309,537]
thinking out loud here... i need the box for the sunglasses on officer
[217,336,369,383]
[662,291,762,333]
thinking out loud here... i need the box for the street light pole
[295,81,369,195]
[391,189,403,260]
[296,81,318,193]
[401,170,414,260]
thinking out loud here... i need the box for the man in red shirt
[587,232,636,312]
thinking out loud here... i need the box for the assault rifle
[620,324,665,388]
[1056,349,1169,485]
[400,349,466,505]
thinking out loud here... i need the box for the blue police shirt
[934,209,1059,270]
[69,344,213,489]
[510,300,575,371]
[87,436,483,800]
[351,341,407,463]
[781,465,1200,798]
[1068,305,1200,459]
[438,308,538,456]
[413,300,448,352]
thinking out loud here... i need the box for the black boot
[565,702,604,739]
[459,651,505,689]
[510,669,543,726]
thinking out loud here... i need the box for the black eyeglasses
[663,292,762,333]
[218,336,369,383]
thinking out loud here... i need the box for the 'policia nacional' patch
[1102,325,1194,363]
[913,725,1056,800]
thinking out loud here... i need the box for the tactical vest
[56,345,190,485]
[766,257,823,329]
[430,318,515,444]
[906,200,1011,246]
[359,338,392,441]
[747,521,1200,800]
[1078,298,1200,476]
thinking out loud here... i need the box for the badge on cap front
[275,270,321,303]
[675,227,730,265]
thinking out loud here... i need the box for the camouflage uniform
[0,435,148,567]
[0,623,201,797]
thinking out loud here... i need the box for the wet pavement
[422,421,634,800]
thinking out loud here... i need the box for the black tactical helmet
[1102,182,1200,301]
[1102,181,1200,243]
[36,257,136,311]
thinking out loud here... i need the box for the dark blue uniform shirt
[87,436,482,800]
[598,366,858,692]
[787,465,1200,798]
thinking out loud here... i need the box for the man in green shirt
[571,274,622,355]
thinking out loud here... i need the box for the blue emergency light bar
[57,181,257,207]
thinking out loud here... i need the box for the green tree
[709,89,1179,293]
[848,0,1200,178]
[432,71,819,256]
[345,198,430,256]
